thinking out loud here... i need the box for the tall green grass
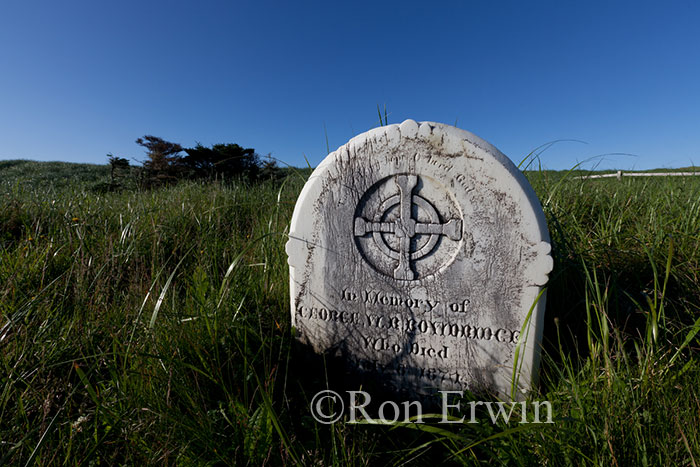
[1,162,698,464]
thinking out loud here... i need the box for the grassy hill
[0,159,110,189]
[1,160,699,464]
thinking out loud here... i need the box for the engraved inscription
[341,288,442,313]
[341,287,470,314]
[296,300,521,345]
[360,336,450,360]
[354,359,472,391]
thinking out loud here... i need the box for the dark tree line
[103,135,282,190]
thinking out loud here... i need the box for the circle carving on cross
[353,174,463,280]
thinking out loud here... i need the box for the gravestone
[286,120,552,399]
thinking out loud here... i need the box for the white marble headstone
[286,120,552,399]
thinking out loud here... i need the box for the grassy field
[1,159,699,465]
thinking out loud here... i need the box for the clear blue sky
[1,0,699,170]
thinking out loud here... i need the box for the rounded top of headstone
[289,120,552,283]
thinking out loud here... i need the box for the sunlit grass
[1,162,698,464]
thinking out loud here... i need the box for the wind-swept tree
[136,135,184,187]
[183,143,261,182]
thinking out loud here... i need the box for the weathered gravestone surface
[286,120,552,399]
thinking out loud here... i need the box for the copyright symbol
[310,390,344,424]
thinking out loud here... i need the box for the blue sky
[1,0,699,170]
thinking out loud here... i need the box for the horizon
[5,157,700,173]
[1,1,699,171]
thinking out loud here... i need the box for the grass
[0,160,699,465]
